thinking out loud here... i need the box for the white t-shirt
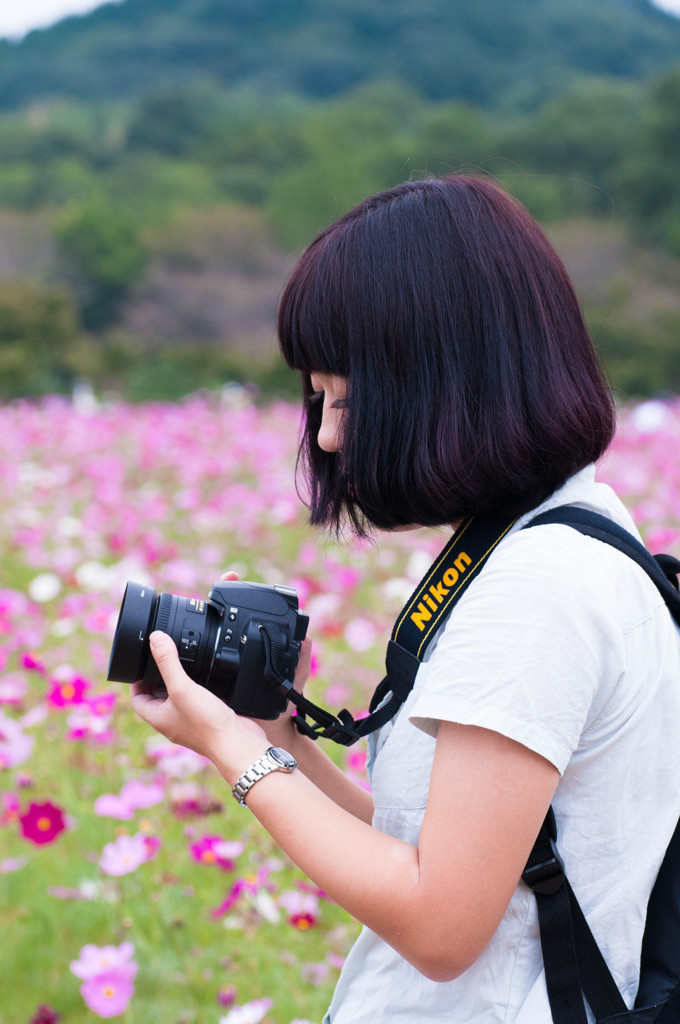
[325,466,680,1024]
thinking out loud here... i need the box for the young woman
[131,175,680,1023]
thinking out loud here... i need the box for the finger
[149,632,193,695]
[219,571,240,581]
[131,680,167,701]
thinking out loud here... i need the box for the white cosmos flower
[28,572,62,602]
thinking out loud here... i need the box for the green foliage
[100,338,299,403]
[590,313,680,399]
[0,280,80,396]
[126,85,222,157]
[265,81,425,248]
[614,67,680,257]
[54,202,147,329]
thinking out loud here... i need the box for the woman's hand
[130,631,269,782]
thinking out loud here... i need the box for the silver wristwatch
[231,746,298,807]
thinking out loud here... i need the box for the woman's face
[310,373,348,453]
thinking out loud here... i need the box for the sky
[0,0,679,39]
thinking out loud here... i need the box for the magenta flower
[29,1005,61,1024]
[20,652,46,674]
[19,801,67,845]
[86,693,117,717]
[169,781,223,818]
[80,968,136,1018]
[190,835,244,870]
[99,832,158,876]
[143,834,161,860]
[279,889,320,930]
[211,865,276,918]
[47,675,91,708]
[217,983,237,1007]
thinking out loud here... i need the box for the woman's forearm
[258,714,374,824]
[213,746,433,971]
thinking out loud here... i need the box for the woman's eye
[309,390,324,404]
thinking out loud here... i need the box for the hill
[0,0,679,112]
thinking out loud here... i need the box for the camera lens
[107,581,159,683]
[107,582,220,690]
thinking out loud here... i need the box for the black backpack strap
[526,506,680,626]
[523,809,628,1023]
[522,504,680,1023]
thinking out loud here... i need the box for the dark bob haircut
[278,174,616,536]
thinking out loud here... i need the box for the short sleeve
[409,527,627,773]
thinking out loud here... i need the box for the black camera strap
[268,511,518,746]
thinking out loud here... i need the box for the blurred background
[0,0,679,403]
[2,7,680,1021]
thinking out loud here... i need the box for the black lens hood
[107,581,158,683]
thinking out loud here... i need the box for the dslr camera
[107,579,309,718]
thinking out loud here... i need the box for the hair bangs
[278,235,351,378]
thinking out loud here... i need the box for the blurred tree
[0,280,79,396]
[126,86,220,156]
[496,78,643,215]
[265,81,421,247]
[615,67,680,258]
[54,203,146,329]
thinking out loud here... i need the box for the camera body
[107,579,309,718]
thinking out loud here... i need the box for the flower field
[1,391,679,1024]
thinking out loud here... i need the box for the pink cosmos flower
[189,835,244,870]
[0,711,34,768]
[70,940,137,979]
[99,832,157,876]
[93,794,135,821]
[300,961,330,986]
[19,801,67,845]
[94,778,165,820]
[80,968,136,1018]
[0,855,28,873]
[0,791,19,825]
[67,697,116,744]
[120,777,165,809]
[0,672,27,705]
[344,617,377,652]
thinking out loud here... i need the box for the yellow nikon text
[409,552,472,631]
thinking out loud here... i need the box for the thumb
[149,631,192,694]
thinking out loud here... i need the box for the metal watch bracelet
[231,746,297,807]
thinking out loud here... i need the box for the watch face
[269,747,297,770]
